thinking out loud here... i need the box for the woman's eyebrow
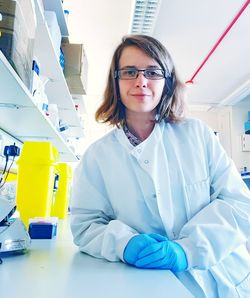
[119,65,136,69]
[120,65,160,69]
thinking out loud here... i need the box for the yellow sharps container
[51,163,72,219]
[16,141,60,227]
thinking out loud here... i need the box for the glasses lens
[119,69,138,79]
[144,69,165,80]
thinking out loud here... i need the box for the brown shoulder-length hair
[95,35,186,127]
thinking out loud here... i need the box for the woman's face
[118,46,165,116]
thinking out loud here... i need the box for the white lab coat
[71,118,250,297]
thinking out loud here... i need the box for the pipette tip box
[28,217,58,239]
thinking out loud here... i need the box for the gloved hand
[135,234,188,272]
[123,234,158,266]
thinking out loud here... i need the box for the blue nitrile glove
[123,234,158,266]
[135,234,188,272]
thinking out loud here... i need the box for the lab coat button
[137,148,142,153]
[153,194,157,198]
[144,160,149,164]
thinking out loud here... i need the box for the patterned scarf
[123,124,141,147]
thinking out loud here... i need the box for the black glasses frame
[114,68,167,80]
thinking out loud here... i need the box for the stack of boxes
[0,0,36,91]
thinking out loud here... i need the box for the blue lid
[32,60,40,75]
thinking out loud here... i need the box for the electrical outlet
[241,134,250,152]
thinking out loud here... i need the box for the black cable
[0,142,19,189]
[0,155,9,185]
[0,156,15,189]
[2,155,8,175]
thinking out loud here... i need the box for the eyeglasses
[114,68,166,80]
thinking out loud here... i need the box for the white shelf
[34,0,84,138]
[0,51,78,162]
[42,0,69,36]
[72,94,87,115]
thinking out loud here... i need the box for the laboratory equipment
[0,196,31,254]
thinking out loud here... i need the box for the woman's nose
[135,72,148,88]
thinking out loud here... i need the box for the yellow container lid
[17,141,60,165]
[56,162,72,178]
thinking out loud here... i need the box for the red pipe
[185,0,250,84]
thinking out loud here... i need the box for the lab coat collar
[115,122,163,154]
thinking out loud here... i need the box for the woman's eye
[147,70,159,77]
[148,71,157,76]
[146,69,164,78]
[125,70,136,76]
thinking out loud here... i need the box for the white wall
[188,107,232,157]
[216,106,233,158]
[230,96,250,171]
[188,96,250,171]
[187,109,219,132]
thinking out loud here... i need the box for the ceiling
[65,0,250,114]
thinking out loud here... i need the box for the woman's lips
[131,94,150,98]
[132,93,149,96]
[130,94,150,102]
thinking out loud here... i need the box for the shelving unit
[72,94,87,115]
[34,0,84,138]
[42,0,69,36]
[0,52,77,162]
[0,0,87,162]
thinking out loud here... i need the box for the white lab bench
[0,221,193,298]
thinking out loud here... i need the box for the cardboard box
[61,43,88,94]
[0,0,36,91]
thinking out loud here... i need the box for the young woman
[71,35,250,297]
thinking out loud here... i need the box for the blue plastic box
[28,222,57,239]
